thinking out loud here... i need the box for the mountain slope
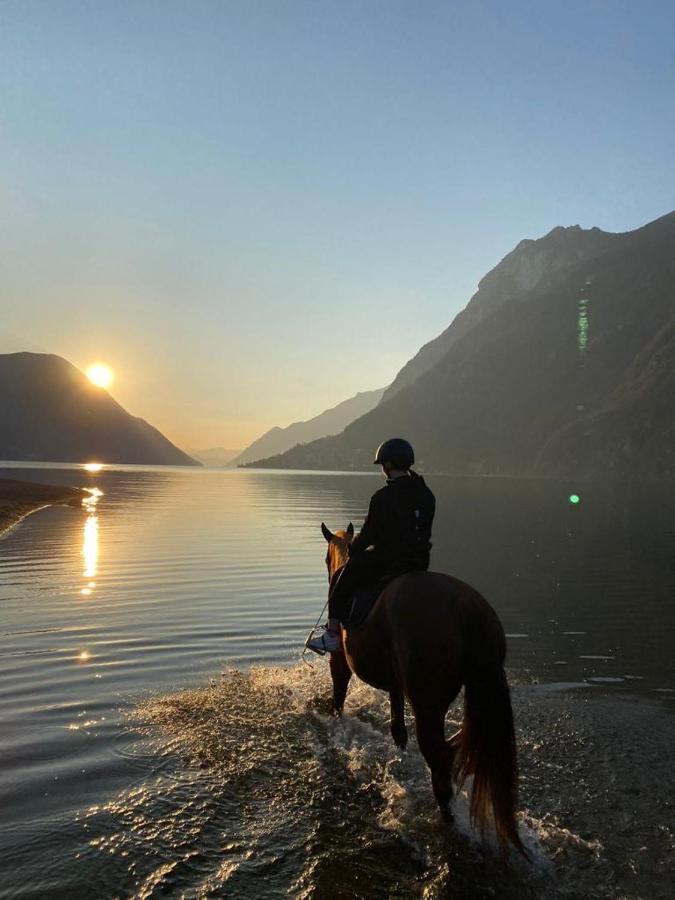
[250,212,675,479]
[233,387,385,466]
[0,352,199,466]
[538,315,675,477]
[382,223,616,402]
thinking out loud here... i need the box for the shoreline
[0,478,85,537]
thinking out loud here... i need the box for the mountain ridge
[381,221,618,403]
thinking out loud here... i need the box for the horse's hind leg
[389,688,407,750]
[414,707,453,814]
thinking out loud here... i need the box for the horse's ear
[346,522,354,539]
[321,522,334,542]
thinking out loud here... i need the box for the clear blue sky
[2,0,673,447]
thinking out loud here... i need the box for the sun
[86,363,115,389]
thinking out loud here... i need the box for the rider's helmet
[373,438,415,470]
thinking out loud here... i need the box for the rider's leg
[306,553,383,655]
[327,553,379,629]
[305,564,358,653]
[326,559,359,629]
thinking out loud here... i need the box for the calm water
[0,464,673,899]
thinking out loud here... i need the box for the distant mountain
[233,387,385,466]
[188,447,242,467]
[249,212,675,480]
[0,353,200,466]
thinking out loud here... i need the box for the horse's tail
[452,658,528,858]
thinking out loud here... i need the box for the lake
[0,464,673,899]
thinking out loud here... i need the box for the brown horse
[320,523,526,856]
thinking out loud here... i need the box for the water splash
[76,665,562,898]
[73,665,674,898]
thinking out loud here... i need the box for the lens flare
[577,298,589,352]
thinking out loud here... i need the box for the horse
[320,522,526,857]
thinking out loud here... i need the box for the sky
[2,0,674,450]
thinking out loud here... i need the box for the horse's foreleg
[389,689,407,750]
[329,650,352,716]
[414,707,453,815]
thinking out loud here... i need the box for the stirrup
[305,628,340,655]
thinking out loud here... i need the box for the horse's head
[320,521,354,579]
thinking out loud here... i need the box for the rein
[328,564,346,591]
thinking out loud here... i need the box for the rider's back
[368,471,435,570]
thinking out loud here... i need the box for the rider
[306,438,436,654]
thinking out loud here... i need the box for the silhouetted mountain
[249,212,675,480]
[0,353,199,466]
[382,223,615,402]
[233,387,385,466]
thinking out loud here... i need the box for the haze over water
[0,464,673,898]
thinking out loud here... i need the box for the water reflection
[83,516,98,579]
[81,488,102,587]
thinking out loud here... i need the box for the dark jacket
[349,471,435,572]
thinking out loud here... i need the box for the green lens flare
[569,494,580,504]
[578,298,589,351]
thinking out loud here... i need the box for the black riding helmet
[373,438,415,470]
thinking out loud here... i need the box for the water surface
[0,465,673,898]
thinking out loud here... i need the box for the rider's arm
[348,493,382,556]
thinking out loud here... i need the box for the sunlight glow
[86,363,114,389]
[84,463,104,472]
[78,650,90,662]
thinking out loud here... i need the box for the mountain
[381,223,615,402]
[0,352,200,466]
[248,212,675,480]
[188,447,243,467]
[233,387,385,466]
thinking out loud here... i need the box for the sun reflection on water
[82,488,103,510]
[81,488,103,587]
[83,516,98,579]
